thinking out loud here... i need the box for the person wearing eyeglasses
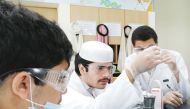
[0,1,73,109]
[125,25,190,107]
[69,41,115,98]
[61,41,162,109]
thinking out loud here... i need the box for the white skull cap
[79,41,113,62]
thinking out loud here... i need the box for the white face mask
[28,102,61,109]
[27,75,61,109]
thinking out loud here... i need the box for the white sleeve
[178,74,190,100]
[175,53,190,100]
[61,72,142,109]
[177,53,189,79]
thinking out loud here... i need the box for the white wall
[154,0,190,75]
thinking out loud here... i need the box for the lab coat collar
[68,71,105,98]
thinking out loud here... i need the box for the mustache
[98,78,111,83]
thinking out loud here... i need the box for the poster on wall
[70,0,152,11]
[22,0,60,3]
[22,0,152,11]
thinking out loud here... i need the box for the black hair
[0,1,73,85]
[132,25,158,46]
[74,53,93,76]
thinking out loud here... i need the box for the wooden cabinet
[70,5,149,68]
[20,1,58,22]
[16,2,150,71]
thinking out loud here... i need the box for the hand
[163,91,183,107]
[161,50,178,74]
[126,46,162,78]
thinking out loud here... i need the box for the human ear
[12,72,31,99]
[78,64,87,76]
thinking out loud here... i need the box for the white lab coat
[61,71,142,109]
[70,21,83,53]
[117,28,128,72]
[125,49,190,100]
[67,72,105,98]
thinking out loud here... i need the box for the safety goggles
[133,44,156,53]
[34,68,73,93]
[0,68,73,93]
[86,63,116,74]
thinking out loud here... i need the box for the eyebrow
[136,44,155,49]
[97,65,113,67]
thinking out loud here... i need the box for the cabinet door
[125,10,148,25]
[70,5,99,41]
[99,8,125,45]
[26,6,58,22]
[22,2,58,22]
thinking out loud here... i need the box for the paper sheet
[104,23,121,36]
[76,21,96,36]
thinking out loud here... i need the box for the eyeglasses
[0,68,73,93]
[133,44,156,53]
[41,68,73,93]
[86,63,116,74]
